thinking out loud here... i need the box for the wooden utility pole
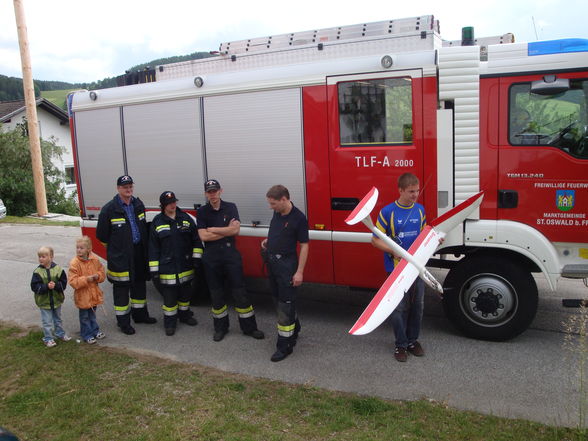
[13,0,48,216]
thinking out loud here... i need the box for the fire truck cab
[68,16,588,340]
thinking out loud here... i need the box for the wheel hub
[472,288,502,315]
[461,275,517,326]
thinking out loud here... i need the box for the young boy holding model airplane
[371,173,426,362]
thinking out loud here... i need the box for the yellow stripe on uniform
[107,270,130,282]
[212,305,228,318]
[277,323,295,337]
[236,305,254,318]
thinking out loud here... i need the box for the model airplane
[345,187,484,335]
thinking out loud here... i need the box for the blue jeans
[40,307,66,342]
[79,308,100,341]
[391,278,424,348]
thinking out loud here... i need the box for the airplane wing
[348,190,484,335]
[349,225,442,335]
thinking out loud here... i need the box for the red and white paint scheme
[347,190,484,335]
[67,15,588,341]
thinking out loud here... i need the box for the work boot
[270,347,293,362]
[212,314,229,341]
[292,319,301,347]
[243,329,265,339]
[132,306,157,324]
[178,310,198,326]
[120,326,135,335]
[116,314,135,335]
[237,310,259,335]
[163,315,178,335]
[213,329,228,342]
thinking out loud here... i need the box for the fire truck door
[498,72,588,244]
[326,70,426,287]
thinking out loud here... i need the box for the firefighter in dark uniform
[96,175,157,335]
[261,185,309,362]
[149,191,202,336]
[197,179,264,342]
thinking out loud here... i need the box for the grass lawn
[0,216,79,227]
[40,89,77,111]
[0,325,581,441]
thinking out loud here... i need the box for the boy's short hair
[398,173,420,190]
[37,246,54,257]
[266,185,290,201]
[76,236,93,251]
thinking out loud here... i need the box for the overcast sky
[1,0,586,83]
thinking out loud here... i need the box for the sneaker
[213,329,228,342]
[44,339,57,348]
[58,335,72,342]
[95,332,106,340]
[165,328,176,336]
[86,337,97,345]
[244,329,265,340]
[407,341,424,357]
[270,347,293,362]
[394,346,408,362]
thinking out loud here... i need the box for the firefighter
[149,191,202,335]
[261,185,309,362]
[197,179,264,342]
[96,175,157,335]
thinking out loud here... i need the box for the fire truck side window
[338,77,413,146]
[509,79,588,159]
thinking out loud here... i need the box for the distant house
[0,98,76,197]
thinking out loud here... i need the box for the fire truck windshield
[509,79,588,159]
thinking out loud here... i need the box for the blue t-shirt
[375,200,426,272]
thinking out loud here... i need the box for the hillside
[1,51,213,103]
[41,89,78,110]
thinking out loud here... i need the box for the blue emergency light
[528,38,588,56]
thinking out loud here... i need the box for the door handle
[498,190,518,208]
[331,197,359,211]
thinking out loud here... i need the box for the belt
[205,241,233,249]
[269,252,294,260]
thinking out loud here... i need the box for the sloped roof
[0,98,68,124]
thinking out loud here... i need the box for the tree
[0,125,78,216]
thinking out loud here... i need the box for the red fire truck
[68,15,588,341]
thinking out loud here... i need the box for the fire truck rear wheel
[442,256,538,341]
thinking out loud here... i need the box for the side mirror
[531,76,570,96]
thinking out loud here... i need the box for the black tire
[442,256,538,341]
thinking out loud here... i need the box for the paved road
[1,223,587,427]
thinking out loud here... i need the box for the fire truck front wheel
[442,257,538,341]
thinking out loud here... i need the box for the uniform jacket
[96,195,149,285]
[30,263,67,309]
[68,252,106,309]
[149,208,203,286]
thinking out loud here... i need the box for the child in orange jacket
[68,236,106,344]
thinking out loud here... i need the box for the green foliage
[0,126,78,216]
[127,51,214,73]
[0,74,41,101]
[1,51,215,101]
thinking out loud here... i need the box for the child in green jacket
[30,246,70,347]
